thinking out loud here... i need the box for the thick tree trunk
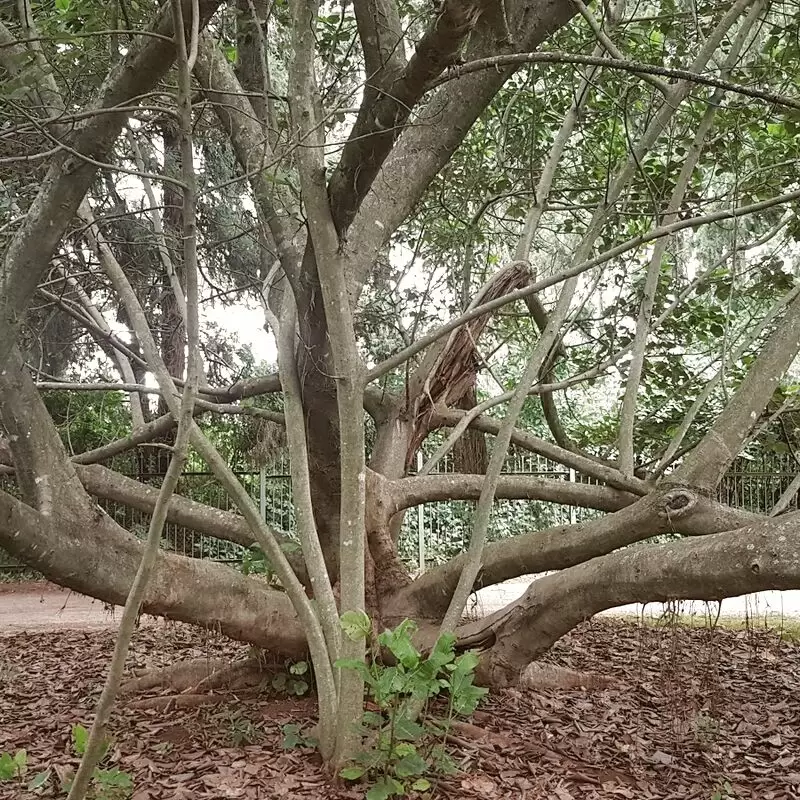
[390,488,762,620]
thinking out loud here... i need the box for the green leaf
[428,633,456,669]
[411,777,431,791]
[27,770,50,791]
[452,651,480,676]
[452,684,488,716]
[289,660,308,675]
[12,749,27,774]
[94,768,133,789]
[0,752,16,780]
[292,679,309,696]
[55,0,71,11]
[366,776,404,800]
[340,609,371,641]
[393,715,425,742]
[362,710,384,727]
[71,724,89,755]
[224,45,238,63]
[379,621,420,669]
[339,765,366,780]
[394,750,427,777]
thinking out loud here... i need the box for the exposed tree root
[119,657,230,696]
[186,657,265,693]
[120,655,275,712]
[520,662,614,690]
[127,693,230,710]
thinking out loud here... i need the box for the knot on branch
[659,489,696,519]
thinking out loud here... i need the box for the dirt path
[0,582,120,634]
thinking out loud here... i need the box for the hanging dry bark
[405,262,534,468]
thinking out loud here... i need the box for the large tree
[2,0,800,769]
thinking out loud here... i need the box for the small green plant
[62,723,134,799]
[711,778,736,800]
[239,544,275,578]
[226,712,263,746]
[90,768,134,799]
[271,659,311,696]
[0,749,50,792]
[281,723,317,750]
[0,748,27,781]
[1,725,133,798]
[336,618,487,800]
[693,711,721,749]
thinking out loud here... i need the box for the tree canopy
[2,0,800,773]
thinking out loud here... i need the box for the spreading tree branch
[327,0,487,233]
[0,0,223,372]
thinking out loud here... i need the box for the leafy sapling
[336,618,487,799]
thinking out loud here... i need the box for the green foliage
[0,749,50,793]
[271,659,310,696]
[280,723,317,750]
[226,711,263,746]
[239,544,275,578]
[61,724,133,798]
[341,609,372,641]
[336,619,486,798]
[711,778,736,800]
[88,768,134,799]
[0,724,133,797]
[0,749,27,780]
[43,391,131,456]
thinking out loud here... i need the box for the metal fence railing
[2,449,799,575]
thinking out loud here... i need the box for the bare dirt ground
[2,605,800,800]
[0,582,120,634]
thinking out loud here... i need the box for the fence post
[259,466,266,522]
[569,468,576,524]
[417,451,425,574]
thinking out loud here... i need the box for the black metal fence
[2,450,799,575]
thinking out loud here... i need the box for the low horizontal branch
[387,473,633,515]
[395,488,762,617]
[0,486,308,656]
[464,513,800,685]
[74,463,308,584]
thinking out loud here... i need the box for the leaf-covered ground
[2,616,799,799]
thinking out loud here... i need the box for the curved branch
[353,0,406,91]
[193,33,302,282]
[367,185,800,384]
[386,473,633,515]
[0,0,223,372]
[468,516,800,686]
[345,0,578,301]
[434,52,800,112]
[74,462,308,584]
[394,489,762,618]
[0,486,307,657]
[671,284,800,490]
[327,0,487,232]
[434,406,648,494]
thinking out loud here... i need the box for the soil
[1,593,799,799]
[0,583,121,632]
